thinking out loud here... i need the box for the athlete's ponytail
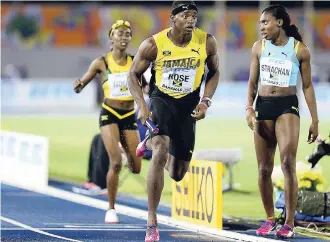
[262,4,303,42]
[285,24,302,42]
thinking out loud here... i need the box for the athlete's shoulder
[294,38,307,50]
[153,28,171,40]
[295,41,310,61]
[94,55,107,66]
[86,56,105,72]
[204,33,217,55]
[250,40,264,58]
[206,33,217,44]
[99,52,112,63]
[141,36,157,49]
[138,37,157,61]
[252,39,264,48]
[253,39,264,51]
[99,52,110,61]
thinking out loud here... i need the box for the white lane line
[4,182,284,242]
[64,225,143,228]
[1,228,183,231]
[0,216,82,242]
[44,223,145,226]
[45,223,147,228]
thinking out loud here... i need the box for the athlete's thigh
[275,113,300,161]
[150,97,173,137]
[254,120,277,167]
[168,112,195,170]
[120,129,142,167]
[100,124,121,162]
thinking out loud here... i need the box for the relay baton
[145,118,159,134]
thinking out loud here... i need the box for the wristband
[245,105,254,111]
[201,97,212,108]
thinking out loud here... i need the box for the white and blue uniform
[255,37,301,121]
[259,37,300,87]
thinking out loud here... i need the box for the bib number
[108,72,131,98]
[160,68,196,93]
[260,57,293,87]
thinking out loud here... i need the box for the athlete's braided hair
[262,4,303,42]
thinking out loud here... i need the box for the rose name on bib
[108,72,132,98]
[161,68,196,93]
[260,57,293,87]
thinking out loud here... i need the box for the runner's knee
[281,152,296,175]
[109,161,122,174]
[258,164,273,179]
[152,137,168,156]
[127,156,141,174]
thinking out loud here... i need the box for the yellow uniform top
[102,52,134,101]
[151,27,207,99]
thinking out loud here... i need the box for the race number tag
[260,57,293,87]
[108,72,132,98]
[160,68,196,93]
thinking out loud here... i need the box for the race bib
[260,57,293,87]
[160,68,196,93]
[108,72,132,99]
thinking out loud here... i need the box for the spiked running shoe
[145,225,159,242]
[256,220,276,236]
[104,209,119,224]
[276,224,294,239]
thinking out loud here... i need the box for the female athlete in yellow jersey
[73,20,144,224]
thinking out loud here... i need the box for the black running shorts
[150,97,198,161]
[99,103,137,130]
[255,95,300,121]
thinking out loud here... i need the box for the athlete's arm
[203,34,220,99]
[191,34,219,121]
[73,58,102,93]
[298,43,319,142]
[246,40,261,107]
[128,37,157,109]
[132,54,148,89]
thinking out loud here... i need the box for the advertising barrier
[172,160,223,229]
[1,79,97,114]
[0,131,49,189]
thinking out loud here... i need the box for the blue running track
[1,184,236,242]
[1,183,326,242]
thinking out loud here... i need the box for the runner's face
[259,12,280,40]
[173,9,197,35]
[111,26,132,51]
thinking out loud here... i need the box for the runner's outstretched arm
[73,58,102,93]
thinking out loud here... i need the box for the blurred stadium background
[1,0,330,220]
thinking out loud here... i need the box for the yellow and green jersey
[150,27,208,100]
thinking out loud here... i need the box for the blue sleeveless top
[259,37,300,87]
